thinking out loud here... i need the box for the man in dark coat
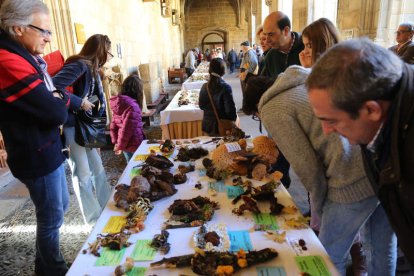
[389,22,414,64]
[227,48,238,73]
[261,11,304,78]
[307,37,414,266]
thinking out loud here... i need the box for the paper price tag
[295,255,331,276]
[225,142,241,153]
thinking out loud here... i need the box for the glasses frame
[107,51,114,58]
[395,30,412,35]
[28,24,52,37]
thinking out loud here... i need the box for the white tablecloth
[67,138,339,276]
[160,90,203,125]
[182,72,209,90]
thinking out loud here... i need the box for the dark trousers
[185,68,194,77]
[229,62,236,73]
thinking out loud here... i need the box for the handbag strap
[205,84,222,128]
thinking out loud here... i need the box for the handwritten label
[198,169,207,177]
[253,213,278,230]
[208,181,226,192]
[126,267,147,276]
[228,230,253,252]
[130,168,142,178]
[226,185,244,199]
[95,247,126,266]
[225,142,241,153]
[131,240,156,261]
[102,216,127,234]
[134,154,148,161]
[295,255,331,276]
[256,266,286,276]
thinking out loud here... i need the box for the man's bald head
[262,11,292,50]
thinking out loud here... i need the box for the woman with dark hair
[53,34,112,224]
[109,74,145,162]
[199,58,237,136]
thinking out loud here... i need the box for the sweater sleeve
[53,61,87,110]
[261,110,328,217]
[198,85,209,110]
[0,51,68,126]
[222,85,237,121]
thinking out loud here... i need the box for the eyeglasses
[107,52,114,58]
[395,30,411,35]
[27,24,52,37]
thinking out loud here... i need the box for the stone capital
[265,0,272,6]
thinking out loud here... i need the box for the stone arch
[199,27,229,53]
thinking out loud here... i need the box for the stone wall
[183,0,248,55]
[61,0,183,84]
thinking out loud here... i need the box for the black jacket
[260,32,304,78]
[199,79,237,136]
[361,63,414,263]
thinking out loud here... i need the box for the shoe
[350,242,368,276]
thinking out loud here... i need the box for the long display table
[67,138,339,276]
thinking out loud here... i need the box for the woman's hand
[114,144,122,155]
[80,97,95,112]
[299,50,312,68]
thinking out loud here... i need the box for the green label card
[130,168,142,178]
[131,240,156,261]
[253,213,279,230]
[126,266,147,276]
[295,255,331,276]
[226,185,244,198]
[95,247,126,266]
[256,266,286,276]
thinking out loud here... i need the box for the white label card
[225,142,241,153]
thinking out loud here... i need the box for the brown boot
[350,242,368,276]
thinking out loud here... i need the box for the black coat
[361,63,414,264]
[227,50,238,63]
[199,79,237,136]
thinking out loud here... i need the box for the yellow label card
[102,216,127,234]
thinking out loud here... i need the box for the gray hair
[0,0,49,36]
[399,22,414,32]
[306,37,403,118]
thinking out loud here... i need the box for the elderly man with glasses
[389,22,414,64]
[0,0,70,275]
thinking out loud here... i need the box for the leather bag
[206,85,236,136]
[74,111,107,148]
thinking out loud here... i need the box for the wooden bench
[147,93,168,109]
[142,108,157,127]
[168,68,185,84]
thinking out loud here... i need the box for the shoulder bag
[75,110,107,148]
[206,85,235,136]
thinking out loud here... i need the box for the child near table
[110,74,145,162]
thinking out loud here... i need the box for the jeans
[319,196,397,275]
[123,151,134,162]
[19,164,69,275]
[64,126,112,224]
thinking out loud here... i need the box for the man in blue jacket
[0,0,70,275]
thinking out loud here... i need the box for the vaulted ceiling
[181,0,249,27]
